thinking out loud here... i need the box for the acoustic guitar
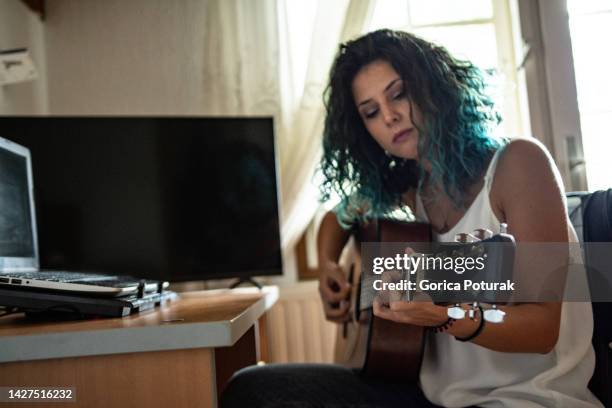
[334,219,432,382]
[333,219,514,382]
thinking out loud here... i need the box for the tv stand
[229,277,262,289]
[0,287,278,408]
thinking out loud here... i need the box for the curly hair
[319,29,504,228]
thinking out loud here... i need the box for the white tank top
[415,145,602,408]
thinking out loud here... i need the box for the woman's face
[352,60,421,161]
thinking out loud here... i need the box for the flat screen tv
[0,117,282,282]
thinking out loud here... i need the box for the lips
[392,128,413,143]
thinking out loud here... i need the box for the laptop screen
[0,137,38,271]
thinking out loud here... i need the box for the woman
[221,29,601,408]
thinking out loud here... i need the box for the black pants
[220,363,447,408]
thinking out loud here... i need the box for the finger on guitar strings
[319,273,351,303]
[378,269,403,304]
[374,298,448,326]
[389,300,414,311]
[323,299,351,322]
[372,298,408,324]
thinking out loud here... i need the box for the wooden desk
[0,287,278,408]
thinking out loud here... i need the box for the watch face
[448,306,466,319]
[483,308,506,323]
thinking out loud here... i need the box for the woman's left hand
[372,297,449,327]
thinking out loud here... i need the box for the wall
[44,0,207,115]
[0,0,48,114]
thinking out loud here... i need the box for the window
[567,1,612,191]
[368,0,525,141]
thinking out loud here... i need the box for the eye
[364,109,378,119]
[392,90,405,100]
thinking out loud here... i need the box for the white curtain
[201,0,377,257]
[277,0,378,253]
[202,0,280,115]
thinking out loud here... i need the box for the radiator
[265,281,337,363]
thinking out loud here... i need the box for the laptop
[0,135,166,297]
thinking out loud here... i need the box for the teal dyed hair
[319,29,505,228]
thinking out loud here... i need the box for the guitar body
[334,219,432,382]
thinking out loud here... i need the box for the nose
[380,102,400,126]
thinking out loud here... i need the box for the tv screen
[0,117,282,282]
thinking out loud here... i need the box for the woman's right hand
[318,260,352,322]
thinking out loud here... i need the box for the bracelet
[430,317,455,333]
[455,305,485,342]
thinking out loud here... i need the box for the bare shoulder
[498,138,556,175]
[491,138,568,241]
[492,138,562,195]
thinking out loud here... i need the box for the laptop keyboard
[4,272,143,286]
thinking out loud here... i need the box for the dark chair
[567,189,612,407]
